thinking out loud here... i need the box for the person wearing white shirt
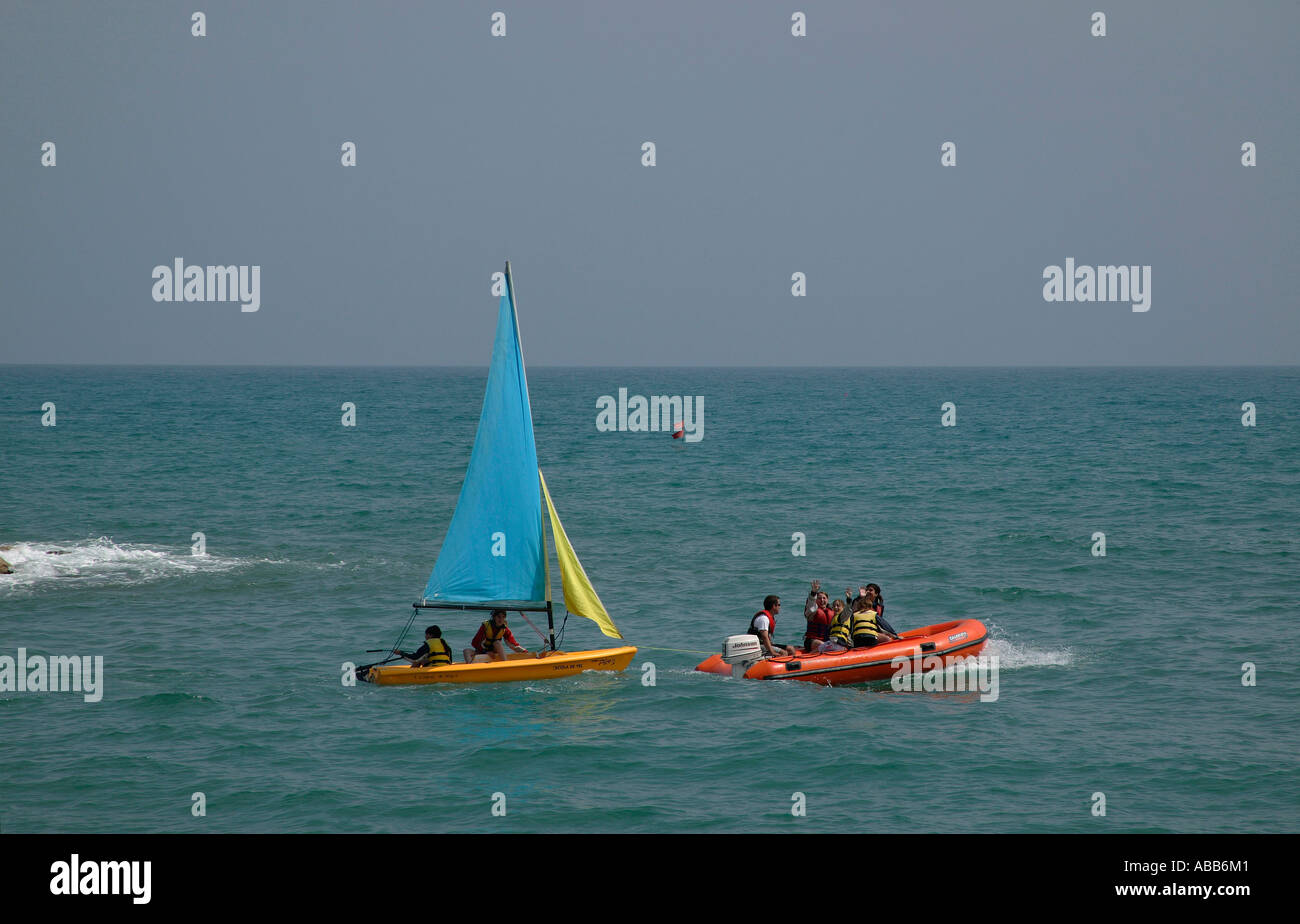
[748,595,796,657]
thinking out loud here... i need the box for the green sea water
[1,366,1297,832]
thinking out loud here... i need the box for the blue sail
[422,278,546,604]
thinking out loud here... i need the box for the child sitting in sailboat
[463,610,536,663]
[392,626,454,667]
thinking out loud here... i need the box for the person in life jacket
[863,583,899,637]
[393,625,454,667]
[802,581,834,651]
[849,589,900,648]
[463,609,530,662]
[845,585,900,638]
[822,599,852,652]
[749,595,796,657]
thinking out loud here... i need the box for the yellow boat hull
[364,646,638,685]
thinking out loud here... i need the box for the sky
[1,0,1297,366]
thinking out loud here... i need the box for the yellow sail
[539,470,623,639]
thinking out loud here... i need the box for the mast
[505,260,557,652]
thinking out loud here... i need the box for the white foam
[981,635,1073,670]
[0,537,242,595]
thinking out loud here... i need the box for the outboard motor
[721,634,764,679]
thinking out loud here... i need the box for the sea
[1,366,1297,833]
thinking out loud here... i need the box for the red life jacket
[748,609,775,636]
[806,606,833,641]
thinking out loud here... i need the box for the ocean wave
[0,537,246,595]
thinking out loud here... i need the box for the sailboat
[358,263,637,685]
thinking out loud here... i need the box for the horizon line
[2,362,1298,371]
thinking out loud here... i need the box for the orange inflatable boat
[695,619,988,686]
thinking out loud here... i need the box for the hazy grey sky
[2,1,1297,365]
